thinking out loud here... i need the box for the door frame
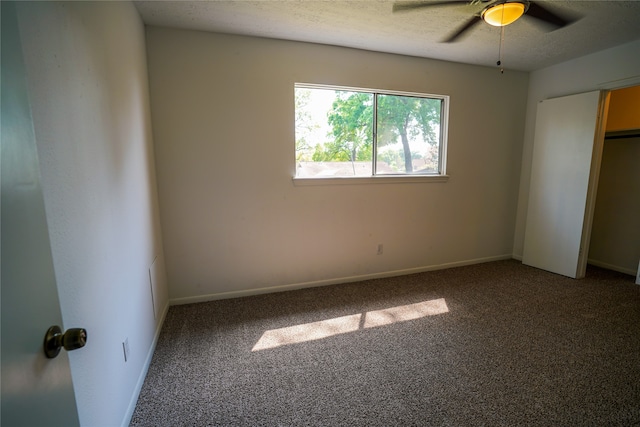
[576,90,610,278]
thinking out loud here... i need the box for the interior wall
[588,135,640,274]
[145,27,529,303]
[589,85,640,274]
[16,2,168,426]
[512,39,640,259]
[606,85,640,132]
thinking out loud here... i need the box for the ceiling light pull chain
[498,25,505,74]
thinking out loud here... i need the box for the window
[294,84,448,180]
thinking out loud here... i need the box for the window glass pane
[295,87,373,178]
[375,94,442,175]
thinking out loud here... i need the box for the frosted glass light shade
[482,2,526,27]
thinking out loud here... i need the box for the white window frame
[293,83,449,185]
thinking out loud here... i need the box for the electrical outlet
[123,338,130,362]
[377,244,383,255]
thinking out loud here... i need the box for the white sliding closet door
[523,91,609,278]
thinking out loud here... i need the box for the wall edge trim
[169,254,514,306]
[120,301,170,427]
[586,258,638,277]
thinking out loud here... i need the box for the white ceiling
[134,0,640,71]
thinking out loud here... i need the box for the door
[1,2,80,426]
[522,91,609,278]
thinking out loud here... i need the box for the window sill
[292,175,449,186]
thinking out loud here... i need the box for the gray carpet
[130,260,640,426]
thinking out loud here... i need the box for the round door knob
[44,325,88,359]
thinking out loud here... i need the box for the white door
[1,3,80,426]
[523,91,609,278]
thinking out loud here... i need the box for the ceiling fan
[393,0,579,43]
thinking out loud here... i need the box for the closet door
[522,91,609,278]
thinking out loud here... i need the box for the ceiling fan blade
[442,15,482,42]
[393,1,466,13]
[526,1,577,29]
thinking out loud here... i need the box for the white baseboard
[169,254,514,306]
[587,258,638,276]
[121,301,170,427]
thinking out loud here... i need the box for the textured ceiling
[134,1,640,71]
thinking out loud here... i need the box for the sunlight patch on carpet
[252,298,448,351]
[362,298,449,328]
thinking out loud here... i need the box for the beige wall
[17,2,168,426]
[145,27,529,303]
[606,85,640,132]
[513,39,640,260]
[591,84,640,274]
[588,136,640,274]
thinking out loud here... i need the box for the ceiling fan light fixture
[482,2,526,27]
